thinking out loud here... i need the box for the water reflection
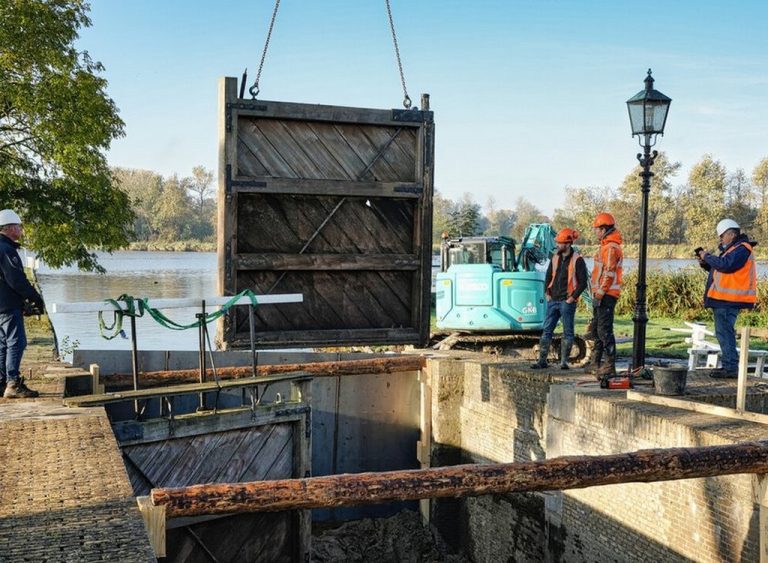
[36,251,218,355]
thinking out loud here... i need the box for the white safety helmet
[716,218,740,237]
[0,209,22,227]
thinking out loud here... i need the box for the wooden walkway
[0,367,155,562]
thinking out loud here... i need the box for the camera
[693,247,704,257]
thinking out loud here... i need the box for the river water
[35,251,767,356]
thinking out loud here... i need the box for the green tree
[182,166,215,240]
[612,152,683,245]
[682,154,728,246]
[112,167,163,241]
[726,168,756,232]
[752,157,768,241]
[432,190,454,244]
[483,196,515,237]
[447,193,481,236]
[154,175,195,241]
[552,186,609,244]
[0,0,132,271]
[511,197,546,240]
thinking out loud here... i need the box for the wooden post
[137,496,166,558]
[152,441,768,517]
[291,378,312,562]
[89,363,104,395]
[738,327,751,412]
[753,475,768,563]
[417,364,432,524]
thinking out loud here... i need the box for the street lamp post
[626,69,672,370]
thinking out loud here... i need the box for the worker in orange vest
[696,219,757,378]
[584,212,623,378]
[531,227,588,370]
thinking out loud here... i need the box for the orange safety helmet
[593,212,615,228]
[554,228,579,243]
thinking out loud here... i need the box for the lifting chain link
[385,0,412,109]
[249,0,282,99]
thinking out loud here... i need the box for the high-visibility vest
[706,242,757,304]
[592,241,623,298]
[548,251,582,300]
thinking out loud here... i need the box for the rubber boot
[531,340,550,369]
[596,354,616,378]
[560,340,573,370]
[583,347,603,375]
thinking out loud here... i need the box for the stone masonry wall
[427,355,768,563]
[547,387,766,563]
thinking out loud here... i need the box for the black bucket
[653,366,688,396]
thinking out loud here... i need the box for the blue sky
[77,1,768,216]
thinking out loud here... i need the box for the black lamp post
[626,69,671,370]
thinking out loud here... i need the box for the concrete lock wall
[427,357,765,563]
[73,350,421,521]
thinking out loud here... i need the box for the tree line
[435,153,768,249]
[112,166,215,243]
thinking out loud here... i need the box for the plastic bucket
[653,366,688,396]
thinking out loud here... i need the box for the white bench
[672,322,768,376]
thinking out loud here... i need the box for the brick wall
[427,356,767,563]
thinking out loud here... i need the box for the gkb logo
[521,302,537,315]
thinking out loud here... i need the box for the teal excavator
[432,223,589,361]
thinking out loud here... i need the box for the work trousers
[541,300,577,343]
[592,295,617,359]
[713,307,740,372]
[0,309,27,384]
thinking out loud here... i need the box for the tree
[725,168,756,232]
[483,197,516,237]
[447,193,481,237]
[154,175,196,241]
[112,167,163,241]
[511,197,546,240]
[0,0,132,271]
[681,154,728,246]
[612,152,683,245]
[752,157,768,240]
[552,186,609,244]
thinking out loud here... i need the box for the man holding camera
[696,219,757,379]
[0,209,45,398]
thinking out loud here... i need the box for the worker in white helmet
[0,209,45,398]
[695,219,757,378]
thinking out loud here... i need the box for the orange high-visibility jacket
[548,251,583,300]
[706,242,757,304]
[592,230,623,299]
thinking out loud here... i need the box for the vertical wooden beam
[417,365,432,524]
[292,378,313,562]
[218,77,238,349]
[417,93,435,347]
[89,363,104,395]
[737,327,750,411]
[137,495,166,558]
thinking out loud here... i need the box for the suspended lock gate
[217,77,435,349]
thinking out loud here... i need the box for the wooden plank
[115,406,305,447]
[738,327,751,411]
[416,102,435,346]
[214,426,277,484]
[238,119,298,178]
[627,390,768,425]
[137,496,166,558]
[64,372,313,407]
[282,120,352,180]
[234,252,419,271]
[229,327,421,348]
[232,98,432,127]
[151,441,768,516]
[241,424,293,482]
[333,123,400,182]
[236,193,302,253]
[235,137,270,177]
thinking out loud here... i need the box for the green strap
[98,290,260,339]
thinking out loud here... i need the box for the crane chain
[249,0,282,99]
[385,0,412,109]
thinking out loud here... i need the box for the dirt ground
[312,510,469,563]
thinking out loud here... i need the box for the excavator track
[429,331,591,364]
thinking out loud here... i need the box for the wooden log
[104,355,425,387]
[151,441,768,518]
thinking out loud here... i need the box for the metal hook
[249,83,260,99]
[403,95,412,109]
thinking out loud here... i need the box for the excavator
[432,223,590,361]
